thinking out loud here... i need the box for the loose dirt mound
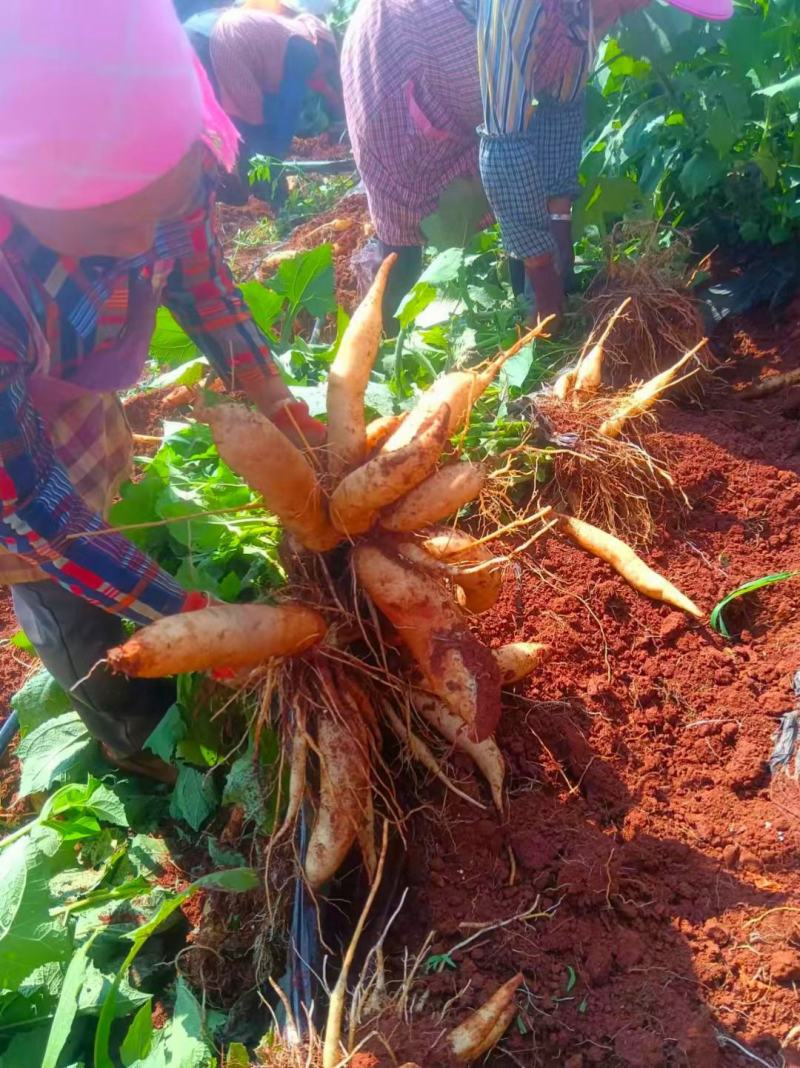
[290,133,351,161]
[258,194,372,313]
[373,313,800,1066]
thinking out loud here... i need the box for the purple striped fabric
[341,0,484,246]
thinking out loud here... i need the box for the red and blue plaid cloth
[0,162,279,624]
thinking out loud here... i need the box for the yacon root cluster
[107,259,705,1064]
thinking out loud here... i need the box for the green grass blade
[709,570,799,638]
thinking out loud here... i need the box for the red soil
[290,132,351,162]
[374,310,800,1067]
[259,193,373,314]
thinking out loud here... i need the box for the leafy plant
[580,0,800,247]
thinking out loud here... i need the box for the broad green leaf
[226,1042,250,1068]
[10,629,35,655]
[128,834,171,878]
[239,281,285,335]
[11,670,72,737]
[755,71,800,100]
[166,979,214,1068]
[194,868,259,893]
[149,308,198,367]
[0,1026,49,1067]
[121,1000,154,1066]
[84,783,129,827]
[499,345,535,390]
[41,932,97,1068]
[421,177,489,250]
[396,281,437,329]
[0,831,73,987]
[149,357,208,390]
[207,838,246,868]
[222,754,266,827]
[419,247,464,286]
[144,704,187,763]
[271,244,335,321]
[169,765,218,831]
[17,712,93,797]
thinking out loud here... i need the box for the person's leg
[508,257,526,297]
[529,96,586,292]
[11,581,176,758]
[376,241,423,333]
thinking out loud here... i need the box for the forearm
[2,466,188,624]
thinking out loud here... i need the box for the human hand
[269,398,327,452]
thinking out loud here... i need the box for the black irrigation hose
[0,711,19,759]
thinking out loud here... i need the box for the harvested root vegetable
[354,544,501,740]
[422,528,502,614]
[364,413,404,453]
[573,297,631,397]
[558,514,703,618]
[380,462,485,532]
[598,342,705,439]
[108,604,326,677]
[413,689,505,812]
[206,403,339,552]
[742,367,800,398]
[448,973,523,1062]
[381,700,484,809]
[277,717,308,838]
[305,684,375,890]
[330,404,450,536]
[384,327,543,452]
[552,366,577,401]
[493,641,548,684]
[327,254,396,479]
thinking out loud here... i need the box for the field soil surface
[367,306,800,1067]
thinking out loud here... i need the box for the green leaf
[226,1042,250,1068]
[271,244,335,322]
[678,150,725,200]
[169,765,218,831]
[128,835,171,878]
[0,1026,49,1067]
[709,571,800,639]
[41,932,97,1068]
[755,71,800,101]
[94,870,256,1067]
[194,868,259,893]
[11,670,72,737]
[239,281,285,335]
[165,979,214,1068]
[396,281,437,330]
[121,1000,154,1066]
[419,247,464,286]
[500,345,535,390]
[207,839,246,869]
[706,109,737,158]
[223,753,267,827]
[149,308,198,367]
[17,712,93,797]
[144,704,187,763]
[149,358,208,391]
[84,783,129,828]
[10,629,35,654]
[0,831,73,988]
[421,177,490,250]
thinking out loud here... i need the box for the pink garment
[0,0,238,211]
[210,8,331,125]
[342,0,484,246]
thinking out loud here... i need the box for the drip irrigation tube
[0,711,19,758]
